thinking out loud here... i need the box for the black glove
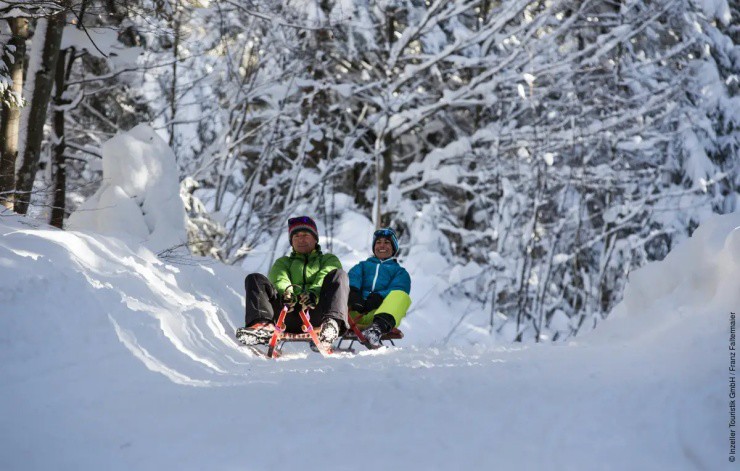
[365,292,384,312]
[298,291,318,308]
[282,289,295,305]
[348,287,366,313]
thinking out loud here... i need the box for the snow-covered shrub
[180,176,226,260]
[68,124,187,254]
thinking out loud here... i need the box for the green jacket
[268,246,342,298]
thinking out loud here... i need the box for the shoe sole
[319,324,339,345]
[236,328,274,346]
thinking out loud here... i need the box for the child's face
[374,238,393,260]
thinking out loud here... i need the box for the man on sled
[236,216,349,352]
[347,227,412,348]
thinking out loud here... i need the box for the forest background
[0,0,737,342]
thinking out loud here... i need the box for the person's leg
[352,310,375,329]
[238,273,284,345]
[370,290,412,331]
[359,291,411,348]
[353,291,412,329]
[312,268,349,332]
[243,273,282,327]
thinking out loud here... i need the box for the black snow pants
[243,269,349,334]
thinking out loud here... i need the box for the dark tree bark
[0,17,29,210]
[50,48,74,229]
[15,11,66,215]
[377,7,396,228]
[169,10,180,152]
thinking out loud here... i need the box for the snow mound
[587,210,740,346]
[67,124,187,253]
[0,213,247,388]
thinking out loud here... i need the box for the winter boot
[236,322,275,346]
[311,318,339,352]
[361,323,383,349]
[361,313,395,349]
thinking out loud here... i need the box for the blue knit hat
[372,228,399,256]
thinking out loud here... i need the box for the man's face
[373,238,394,260]
[292,231,317,254]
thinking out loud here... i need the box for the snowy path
[1,213,737,470]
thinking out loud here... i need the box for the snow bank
[67,124,187,253]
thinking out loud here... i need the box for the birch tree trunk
[15,11,65,215]
[0,17,29,210]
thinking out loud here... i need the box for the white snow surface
[2,128,740,468]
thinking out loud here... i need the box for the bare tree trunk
[375,7,396,228]
[15,11,65,215]
[374,114,390,229]
[168,8,179,153]
[0,17,29,210]
[50,48,73,229]
[379,132,392,226]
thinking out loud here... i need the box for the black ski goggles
[288,216,314,226]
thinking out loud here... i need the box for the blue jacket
[348,257,411,299]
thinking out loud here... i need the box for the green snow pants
[350,290,412,328]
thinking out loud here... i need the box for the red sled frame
[265,304,333,358]
[259,304,405,359]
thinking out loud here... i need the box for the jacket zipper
[302,254,308,292]
[371,260,382,292]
